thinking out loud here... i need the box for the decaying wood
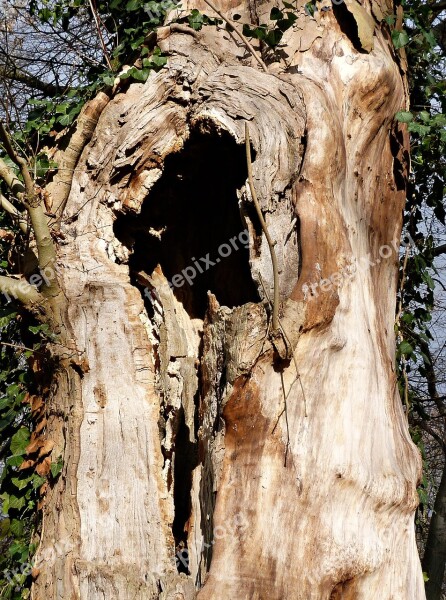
[31,0,425,598]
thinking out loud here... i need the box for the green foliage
[21,0,174,150]
[0,312,36,599]
[187,8,221,30]
[393,5,445,578]
[0,306,62,597]
[0,0,178,593]
[392,28,410,48]
[395,0,445,424]
[242,2,298,48]
[0,207,60,597]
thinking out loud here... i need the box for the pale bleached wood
[32,2,424,598]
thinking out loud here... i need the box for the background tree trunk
[423,461,446,600]
[32,1,426,598]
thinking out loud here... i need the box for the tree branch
[47,91,110,221]
[413,419,446,453]
[0,156,26,197]
[430,1,446,13]
[409,329,445,417]
[245,122,279,331]
[201,0,268,72]
[0,193,28,233]
[433,242,446,257]
[0,124,58,297]
[0,275,43,306]
[0,66,63,96]
[88,0,113,70]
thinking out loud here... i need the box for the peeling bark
[32,1,425,598]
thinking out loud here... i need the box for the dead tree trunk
[32,1,426,598]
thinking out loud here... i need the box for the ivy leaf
[384,14,396,25]
[417,487,428,505]
[398,341,414,356]
[8,494,26,511]
[11,475,33,491]
[6,455,25,467]
[270,7,284,20]
[266,29,283,46]
[305,2,316,16]
[10,427,30,456]
[57,113,75,127]
[130,35,145,50]
[102,75,115,86]
[422,272,435,290]
[55,102,70,114]
[188,9,204,31]
[8,540,29,561]
[422,29,436,48]
[252,26,267,41]
[150,54,167,68]
[408,122,430,136]
[9,519,24,537]
[392,29,409,49]
[0,396,12,411]
[32,474,46,489]
[50,457,63,479]
[277,15,296,32]
[132,68,150,82]
[126,0,141,10]
[395,110,413,123]
[0,518,10,537]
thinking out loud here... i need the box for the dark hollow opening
[332,1,365,54]
[114,126,260,319]
[172,408,197,574]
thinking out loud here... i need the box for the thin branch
[201,0,268,72]
[433,243,446,257]
[0,155,25,197]
[0,123,58,297]
[88,0,113,70]
[0,193,28,233]
[245,122,279,331]
[396,244,410,325]
[0,66,63,96]
[0,341,40,354]
[395,244,411,419]
[408,329,445,417]
[0,275,43,305]
[0,122,34,196]
[430,1,446,13]
[413,419,446,453]
[48,91,110,222]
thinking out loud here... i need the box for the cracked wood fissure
[32,0,425,598]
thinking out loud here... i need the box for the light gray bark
[31,1,425,598]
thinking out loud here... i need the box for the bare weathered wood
[31,1,425,598]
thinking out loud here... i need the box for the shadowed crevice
[332,2,365,53]
[114,126,260,319]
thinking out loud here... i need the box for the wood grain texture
[32,1,424,598]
